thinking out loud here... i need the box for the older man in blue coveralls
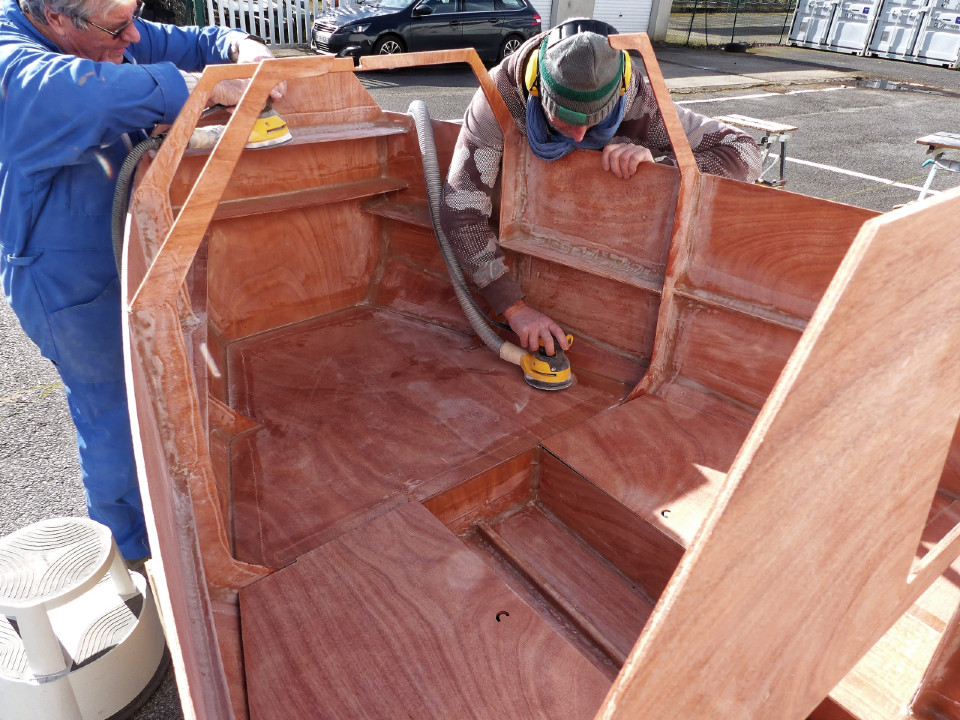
[0,0,283,561]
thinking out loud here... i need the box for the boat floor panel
[227,306,623,568]
[238,502,611,720]
[491,504,655,660]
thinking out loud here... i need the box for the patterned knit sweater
[439,32,763,315]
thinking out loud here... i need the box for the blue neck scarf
[525,93,626,161]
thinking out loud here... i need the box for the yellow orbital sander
[520,335,574,391]
[245,103,292,148]
[188,99,292,150]
[410,99,579,392]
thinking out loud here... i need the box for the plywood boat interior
[122,37,960,720]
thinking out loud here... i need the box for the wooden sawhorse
[916,132,960,201]
[714,114,799,187]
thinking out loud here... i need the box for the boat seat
[238,502,612,720]
[543,394,750,552]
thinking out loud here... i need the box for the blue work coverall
[0,0,244,559]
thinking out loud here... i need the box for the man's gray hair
[20,0,103,27]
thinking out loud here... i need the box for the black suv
[310,0,541,64]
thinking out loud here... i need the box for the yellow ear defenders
[524,19,632,126]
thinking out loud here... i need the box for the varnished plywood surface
[830,564,960,720]
[601,188,960,720]
[207,202,380,341]
[227,306,620,567]
[239,502,611,720]
[543,394,749,547]
[424,450,536,535]
[493,505,655,660]
[670,294,804,411]
[538,453,684,600]
[513,256,661,363]
[688,177,877,321]
[505,146,678,277]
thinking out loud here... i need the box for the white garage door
[530,0,554,28]
[592,0,652,33]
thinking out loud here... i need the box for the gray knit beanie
[538,31,624,127]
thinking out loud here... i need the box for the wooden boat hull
[122,39,960,720]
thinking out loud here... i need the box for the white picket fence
[205,0,331,46]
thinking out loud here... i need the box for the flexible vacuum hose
[408,100,527,367]
[112,135,164,276]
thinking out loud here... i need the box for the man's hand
[503,300,569,356]
[205,77,249,107]
[234,36,275,64]
[601,143,654,179]
[231,36,286,101]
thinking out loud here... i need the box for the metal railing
[666,0,798,47]
[203,0,330,46]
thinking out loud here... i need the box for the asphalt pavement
[1,41,958,720]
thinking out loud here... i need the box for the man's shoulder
[497,32,544,87]
[0,0,36,47]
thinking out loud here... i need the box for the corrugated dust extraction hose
[408,100,528,369]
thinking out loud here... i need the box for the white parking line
[764,154,928,192]
[674,86,928,193]
[676,85,851,106]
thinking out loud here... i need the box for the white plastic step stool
[0,518,167,720]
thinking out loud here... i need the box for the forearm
[616,74,762,182]
[440,89,524,316]
[675,104,762,182]
[440,159,524,315]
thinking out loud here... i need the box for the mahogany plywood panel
[939,423,960,497]
[227,307,619,567]
[239,502,611,720]
[207,202,379,341]
[424,450,536,535]
[919,495,960,564]
[543,394,749,548]
[686,177,877,320]
[494,505,655,660]
[514,255,661,362]
[126,310,253,720]
[599,189,960,720]
[277,70,385,128]
[170,120,390,207]
[373,256,474,333]
[381,114,461,206]
[538,452,684,600]
[383,217,450,273]
[671,294,803,411]
[913,582,960,720]
[211,598,248,720]
[502,144,678,279]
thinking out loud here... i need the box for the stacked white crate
[791,0,960,64]
[789,0,882,52]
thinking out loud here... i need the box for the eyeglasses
[82,1,144,39]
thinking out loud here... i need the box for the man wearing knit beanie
[440,20,762,357]
[539,31,624,128]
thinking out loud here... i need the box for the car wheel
[373,35,406,55]
[499,34,523,62]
